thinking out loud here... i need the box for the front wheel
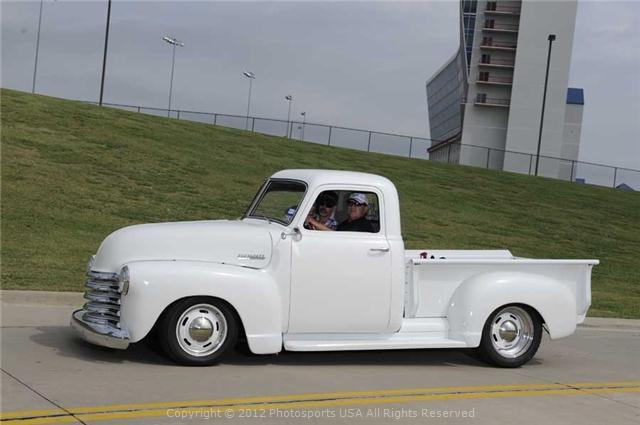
[159,297,238,366]
[477,305,542,368]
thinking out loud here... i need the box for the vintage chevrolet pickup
[71,169,598,367]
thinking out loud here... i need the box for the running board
[283,332,468,352]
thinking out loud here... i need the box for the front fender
[120,261,282,354]
[447,271,577,347]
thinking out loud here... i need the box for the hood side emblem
[237,253,266,261]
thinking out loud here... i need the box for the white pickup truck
[71,169,598,367]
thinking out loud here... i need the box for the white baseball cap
[347,193,369,206]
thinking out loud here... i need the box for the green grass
[2,88,639,318]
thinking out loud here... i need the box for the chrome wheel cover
[176,304,227,357]
[490,306,534,359]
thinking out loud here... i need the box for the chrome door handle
[370,247,390,252]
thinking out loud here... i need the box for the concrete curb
[0,290,84,307]
[579,317,640,330]
[1,290,639,329]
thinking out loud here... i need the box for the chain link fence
[100,102,639,191]
[433,142,640,190]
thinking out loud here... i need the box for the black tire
[476,304,542,368]
[159,297,238,366]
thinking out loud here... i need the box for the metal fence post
[570,160,576,182]
[137,106,141,113]
[251,117,255,132]
[328,126,332,146]
[528,155,533,175]
[409,137,413,158]
[213,114,217,126]
[486,148,491,169]
[447,144,452,163]
[613,167,618,188]
[177,110,181,120]
[367,131,372,152]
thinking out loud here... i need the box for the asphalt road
[1,291,639,425]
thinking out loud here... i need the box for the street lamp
[243,71,256,130]
[300,111,306,141]
[535,34,556,176]
[285,95,293,138]
[162,35,184,117]
[31,0,44,93]
[98,0,112,106]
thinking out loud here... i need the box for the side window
[304,190,381,233]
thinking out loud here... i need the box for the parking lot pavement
[1,292,639,425]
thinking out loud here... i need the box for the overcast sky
[2,0,639,169]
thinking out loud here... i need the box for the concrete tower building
[426,0,583,180]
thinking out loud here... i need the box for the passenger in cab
[336,193,375,233]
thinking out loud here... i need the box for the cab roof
[270,169,394,190]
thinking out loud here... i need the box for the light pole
[535,34,556,176]
[300,111,306,141]
[162,35,184,117]
[285,95,293,138]
[31,0,44,93]
[243,71,255,130]
[98,0,112,106]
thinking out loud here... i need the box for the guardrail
[483,22,520,31]
[480,40,517,49]
[479,58,515,67]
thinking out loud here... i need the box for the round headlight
[86,255,96,274]
[118,265,130,295]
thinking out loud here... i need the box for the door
[288,188,392,333]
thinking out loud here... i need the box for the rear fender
[120,261,282,354]
[447,271,577,347]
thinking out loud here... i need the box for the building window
[479,71,489,81]
[463,0,477,14]
[486,2,497,12]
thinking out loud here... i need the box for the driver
[305,191,339,230]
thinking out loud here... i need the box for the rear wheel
[477,305,542,368]
[159,297,238,366]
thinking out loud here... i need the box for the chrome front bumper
[70,268,130,350]
[71,309,130,350]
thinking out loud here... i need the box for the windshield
[245,179,307,225]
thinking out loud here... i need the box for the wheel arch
[447,271,578,347]
[120,260,283,354]
[152,295,248,347]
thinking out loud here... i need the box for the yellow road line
[2,381,639,424]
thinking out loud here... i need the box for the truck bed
[404,249,598,325]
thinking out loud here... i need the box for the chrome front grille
[82,271,121,328]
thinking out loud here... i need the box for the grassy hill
[2,88,639,318]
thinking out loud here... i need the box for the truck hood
[93,220,273,272]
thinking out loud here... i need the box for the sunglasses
[319,201,336,207]
[347,201,366,207]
